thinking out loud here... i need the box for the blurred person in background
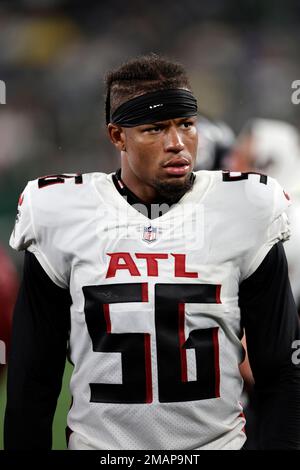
[4,55,300,450]
[0,246,19,381]
[195,116,235,171]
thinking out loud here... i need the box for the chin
[152,171,195,203]
[165,171,194,187]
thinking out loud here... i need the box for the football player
[5,55,300,450]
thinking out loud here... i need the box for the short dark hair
[105,53,192,124]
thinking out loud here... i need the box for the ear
[107,124,126,152]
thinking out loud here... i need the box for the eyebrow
[143,117,196,127]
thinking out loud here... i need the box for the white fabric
[10,170,290,450]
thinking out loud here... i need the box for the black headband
[110,88,198,127]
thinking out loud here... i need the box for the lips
[163,157,191,176]
[164,157,190,167]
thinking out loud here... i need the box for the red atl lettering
[172,254,198,278]
[106,253,140,278]
[105,252,199,278]
[135,253,168,276]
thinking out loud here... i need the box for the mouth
[162,157,191,176]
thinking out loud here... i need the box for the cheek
[185,134,198,155]
[127,145,155,173]
[131,140,162,162]
[126,133,165,169]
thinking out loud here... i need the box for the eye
[181,121,194,129]
[143,125,163,133]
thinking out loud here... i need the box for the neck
[120,166,159,203]
[117,168,195,206]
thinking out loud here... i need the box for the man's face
[121,116,198,196]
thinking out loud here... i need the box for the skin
[108,116,198,203]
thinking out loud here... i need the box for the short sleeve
[241,177,291,280]
[9,182,67,288]
[10,184,35,252]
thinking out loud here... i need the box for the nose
[164,126,184,153]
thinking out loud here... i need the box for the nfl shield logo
[143,225,157,243]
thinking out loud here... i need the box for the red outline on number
[144,334,152,403]
[93,282,222,403]
[141,282,148,302]
[103,304,111,333]
[216,285,222,304]
[142,283,152,402]
[178,302,187,382]
[212,327,220,397]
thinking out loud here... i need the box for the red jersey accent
[135,253,168,277]
[103,304,111,334]
[212,327,220,398]
[144,334,153,403]
[178,303,187,382]
[106,253,141,278]
[172,254,198,278]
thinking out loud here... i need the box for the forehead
[121,116,198,134]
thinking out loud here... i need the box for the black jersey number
[222,170,267,184]
[83,283,221,404]
[38,173,82,188]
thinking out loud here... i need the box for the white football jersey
[10,170,290,450]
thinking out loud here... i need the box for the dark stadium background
[1,0,300,449]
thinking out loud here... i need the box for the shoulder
[194,170,290,222]
[10,171,107,250]
[23,171,109,216]
[27,171,105,200]
[193,170,291,280]
[10,172,109,287]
